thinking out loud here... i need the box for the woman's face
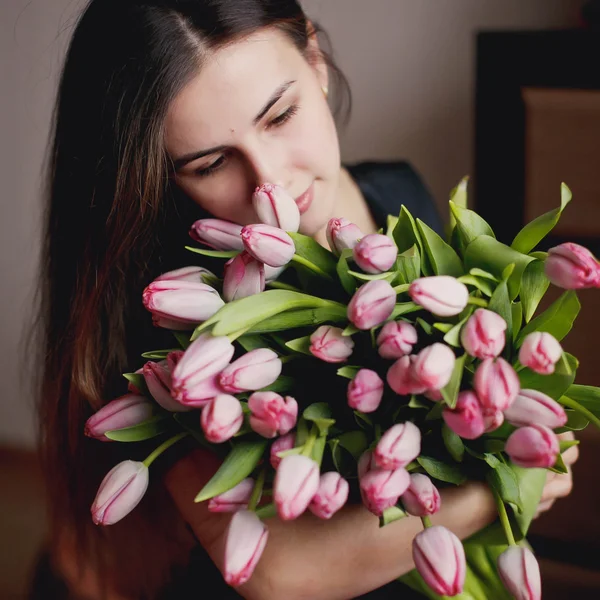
[164,27,341,237]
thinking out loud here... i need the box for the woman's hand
[533,431,579,519]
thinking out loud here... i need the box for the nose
[245,143,290,192]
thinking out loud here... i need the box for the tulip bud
[252,183,301,232]
[309,325,354,363]
[264,264,286,282]
[347,368,384,413]
[473,357,520,411]
[171,334,234,404]
[200,394,244,443]
[353,233,398,274]
[401,473,441,517]
[223,510,269,586]
[518,332,563,375]
[222,252,265,302]
[374,422,421,470]
[270,433,296,469]
[413,525,466,596]
[155,265,217,285]
[460,308,507,359]
[360,467,410,516]
[85,395,154,441]
[497,545,542,600]
[219,348,282,393]
[326,217,363,256]
[545,242,600,290]
[504,389,568,429]
[409,276,469,317]
[91,460,149,525]
[274,454,320,520]
[348,280,396,330]
[127,367,144,394]
[386,355,427,396]
[442,390,486,440]
[189,218,244,251]
[208,478,255,513]
[483,408,504,433]
[241,224,295,267]
[377,320,418,359]
[309,472,350,519]
[143,352,190,412]
[142,280,224,330]
[413,343,456,391]
[357,449,378,479]
[505,424,559,468]
[248,392,298,438]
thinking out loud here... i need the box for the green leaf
[337,430,368,460]
[560,394,600,430]
[185,246,238,259]
[564,384,600,419]
[140,348,180,359]
[440,353,467,409]
[380,505,408,527]
[449,200,496,255]
[416,318,433,335]
[516,290,580,346]
[511,302,523,343]
[408,395,431,409]
[342,324,359,336]
[417,219,464,277]
[520,260,550,323]
[246,307,348,334]
[337,249,357,295]
[236,334,271,352]
[195,440,268,502]
[395,244,422,284]
[464,236,534,301]
[469,268,498,282]
[457,274,494,297]
[443,314,471,348]
[285,335,312,355]
[385,215,399,237]
[433,323,453,334]
[337,365,361,379]
[259,376,295,394]
[104,415,171,442]
[511,183,572,254]
[348,269,397,282]
[417,456,466,485]
[507,465,546,540]
[288,232,338,277]
[549,452,569,474]
[559,409,589,431]
[392,206,429,274]
[303,403,335,436]
[122,373,149,395]
[487,463,522,513]
[442,423,465,462]
[390,302,421,319]
[518,352,578,400]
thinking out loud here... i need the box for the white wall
[1,0,583,448]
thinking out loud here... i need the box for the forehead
[164,28,305,155]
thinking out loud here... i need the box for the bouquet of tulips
[86,179,600,599]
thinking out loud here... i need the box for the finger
[557,431,575,442]
[540,473,573,502]
[561,444,579,466]
[534,499,555,518]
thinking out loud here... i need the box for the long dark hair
[27,0,351,596]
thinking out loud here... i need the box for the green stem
[393,283,410,294]
[420,516,432,529]
[291,254,333,280]
[467,296,489,307]
[248,467,266,511]
[491,487,516,546]
[255,503,277,519]
[560,395,600,430]
[301,427,318,457]
[143,432,189,468]
[267,281,302,292]
[374,423,382,442]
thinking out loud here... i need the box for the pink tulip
[359,467,410,516]
[223,510,269,586]
[91,460,149,525]
[424,388,443,402]
[353,233,398,274]
[442,391,486,440]
[248,392,298,438]
[497,545,542,600]
[309,472,350,519]
[460,308,507,359]
[505,424,559,468]
[264,264,286,282]
[85,395,154,441]
[143,352,190,412]
[189,218,244,251]
[269,433,296,469]
[208,478,255,513]
[504,389,568,429]
[473,357,520,411]
[413,525,466,596]
[142,279,224,329]
[200,394,244,443]
[219,348,282,393]
[241,224,295,267]
[347,368,384,413]
[155,265,217,284]
[326,217,364,256]
[377,320,418,359]
[357,449,378,479]
[386,355,427,396]
[274,455,320,520]
[482,408,504,433]
[347,280,396,330]
[171,334,234,404]
[222,252,265,302]
[252,183,300,232]
[401,473,441,517]
[409,276,469,317]
[413,343,456,391]
[127,367,144,394]
[374,422,421,470]
[309,325,354,363]
[544,242,600,290]
[518,332,563,375]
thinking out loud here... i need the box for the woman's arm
[164,449,497,600]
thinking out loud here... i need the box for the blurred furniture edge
[474,26,600,591]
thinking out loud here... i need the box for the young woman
[30,1,578,598]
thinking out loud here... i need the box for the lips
[294,183,314,215]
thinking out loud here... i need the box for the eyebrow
[172,79,297,171]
